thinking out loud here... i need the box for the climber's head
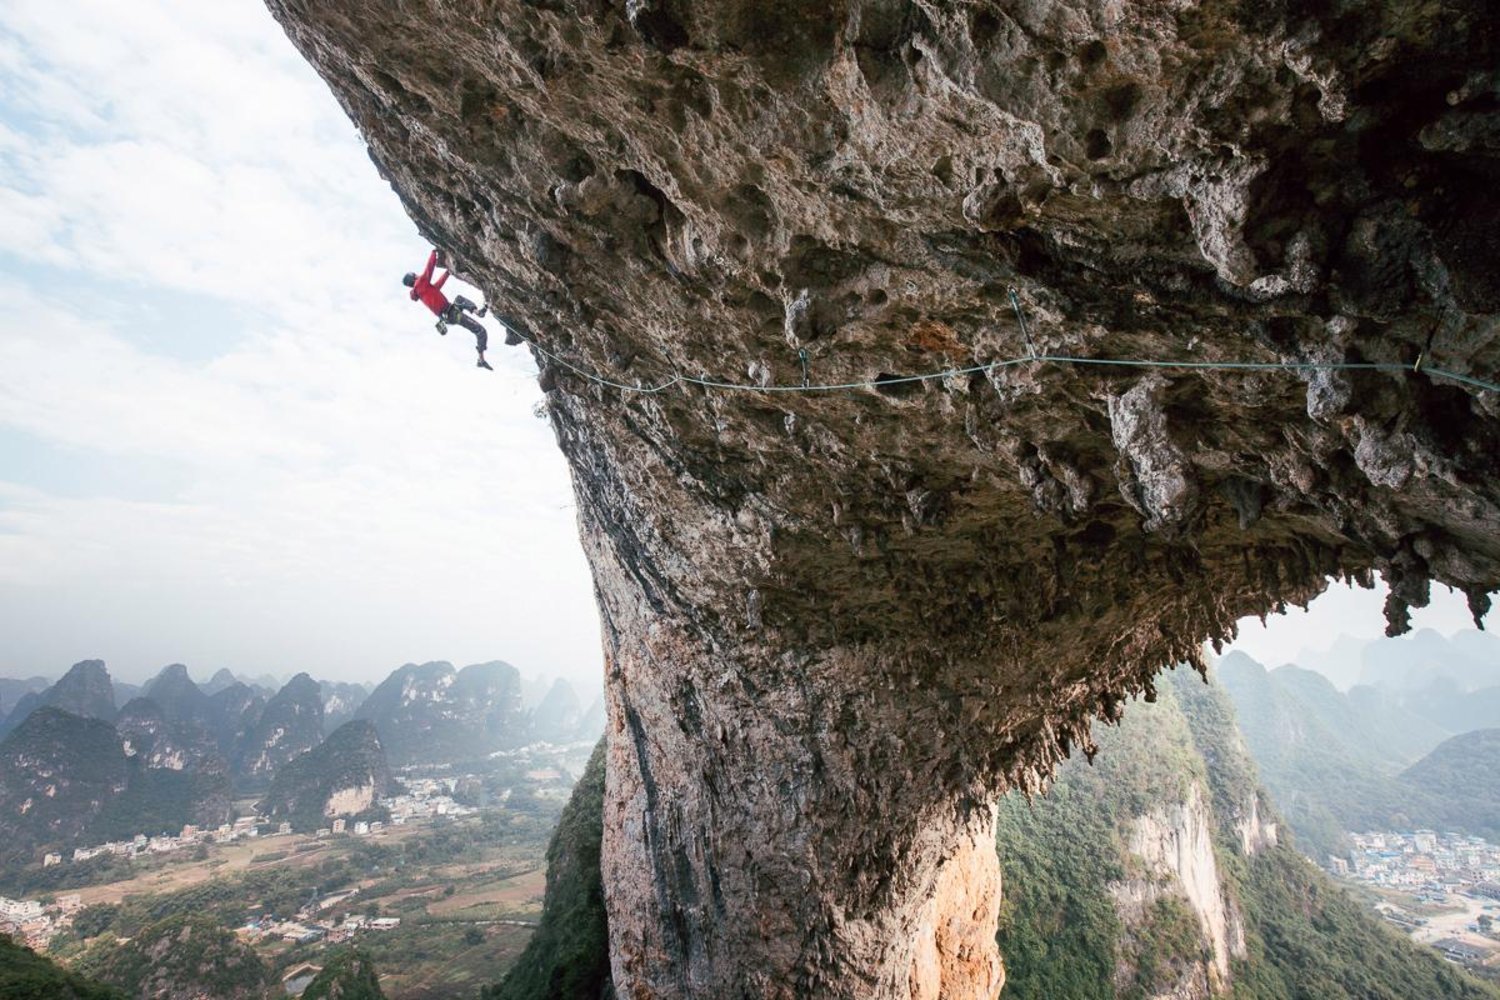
[402,273,417,288]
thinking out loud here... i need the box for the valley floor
[14,805,560,999]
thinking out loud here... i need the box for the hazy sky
[0,3,1489,693]
[1226,579,1488,669]
[0,0,601,689]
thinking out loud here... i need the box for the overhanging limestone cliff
[263,2,1499,995]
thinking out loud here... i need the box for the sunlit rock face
[264,1,1498,995]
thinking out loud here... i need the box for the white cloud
[0,0,603,691]
[0,0,419,318]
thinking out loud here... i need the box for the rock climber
[403,249,504,370]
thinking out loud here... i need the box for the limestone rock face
[263,1,1499,996]
[1113,783,1244,994]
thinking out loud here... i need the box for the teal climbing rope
[506,299,1500,397]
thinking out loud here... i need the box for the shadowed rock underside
[263,1,1498,996]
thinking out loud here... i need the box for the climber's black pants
[443,298,487,351]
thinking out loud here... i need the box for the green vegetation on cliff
[994,779,1121,999]
[301,949,386,1000]
[83,915,271,1000]
[0,708,130,859]
[1396,729,1500,841]
[995,668,1209,999]
[997,667,1500,1000]
[88,766,225,844]
[486,737,610,1000]
[0,933,126,1000]
[1229,843,1491,1000]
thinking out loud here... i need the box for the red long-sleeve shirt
[410,250,450,315]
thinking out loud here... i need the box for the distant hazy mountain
[576,695,606,740]
[1221,652,1446,767]
[247,674,284,697]
[1360,628,1500,693]
[1218,652,1447,859]
[354,660,526,765]
[1399,677,1500,734]
[1395,730,1500,842]
[1282,627,1500,743]
[258,720,392,832]
[0,675,50,722]
[1291,632,1372,690]
[520,672,553,710]
[204,682,266,756]
[107,698,231,839]
[233,673,324,784]
[0,660,117,738]
[1289,628,1500,694]
[201,668,242,696]
[319,680,370,735]
[533,678,582,743]
[142,664,211,727]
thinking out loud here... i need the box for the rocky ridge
[266,2,1500,992]
[353,660,526,765]
[233,672,326,782]
[0,660,116,738]
[1111,782,1246,993]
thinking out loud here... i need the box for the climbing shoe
[477,303,489,318]
[435,320,448,336]
[477,358,493,370]
[504,329,523,346]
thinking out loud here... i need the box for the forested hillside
[1223,650,1500,857]
[995,667,1497,999]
